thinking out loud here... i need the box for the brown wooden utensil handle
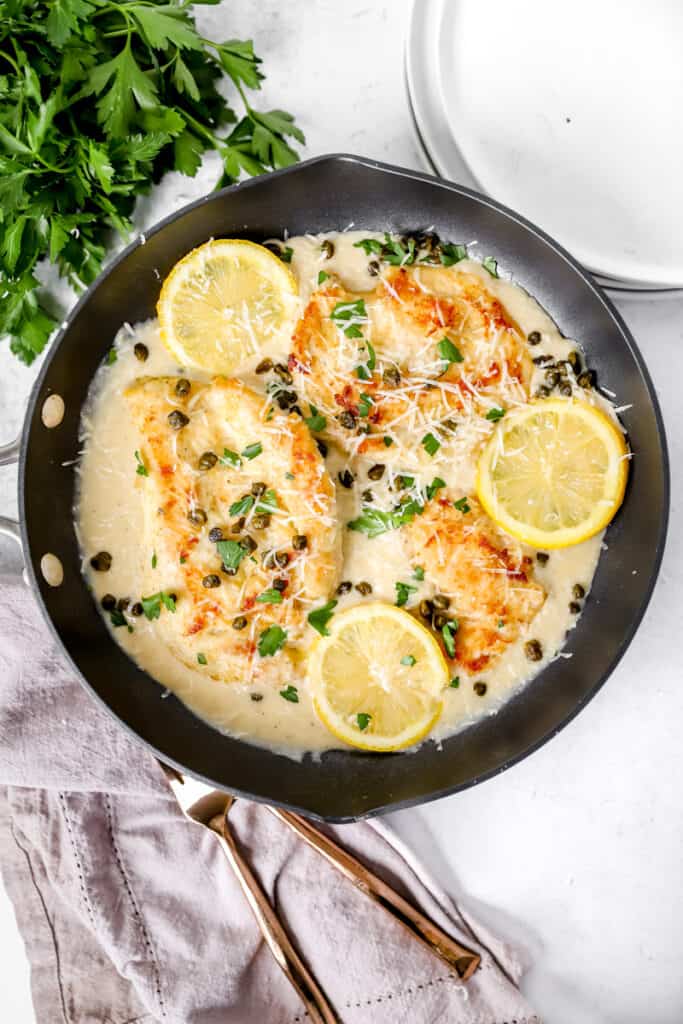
[208,812,339,1024]
[268,807,481,982]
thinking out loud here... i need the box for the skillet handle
[0,432,25,569]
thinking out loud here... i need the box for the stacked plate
[406,0,683,292]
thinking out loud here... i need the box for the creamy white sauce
[77,232,620,758]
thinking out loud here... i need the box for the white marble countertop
[2,3,681,1021]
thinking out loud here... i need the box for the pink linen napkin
[0,575,540,1023]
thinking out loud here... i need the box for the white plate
[406,0,683,289]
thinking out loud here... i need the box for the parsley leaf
[151,552,157,569]
[331,299,368,338]
[241,442,263,460]
[356,712,372,731]
[383,436,393,447]
[441,620,459,658]
[220,448,242,467]
[482,256,499,277]
[413,566,425,581]
[422,432,441,457]
[304,404,327,432]
[307,599,337,636]
[258,624,287,657]
[216,539,247,571]
[426,477,446,500]
[229,495,255,517]
[141,590,177,621]
[486,407,505,422]
[437,337,464,365]
[317,270,329,285]
[135,450,149,477]
[453,496,471,513]
[440,243,468,267]
[358,393,373,417]
[197,653,208,665]
[395,581,417,607]
[257,588,283,604]
[279,684,299,702]
[449,676,460,688]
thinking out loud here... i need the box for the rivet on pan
[40,553,64,587]
[41,394,65,429]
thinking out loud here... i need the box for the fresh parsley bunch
[0,0,304,364]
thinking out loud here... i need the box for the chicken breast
[403,493,545,674]
[290,264,533,478]
[125,375,340,687]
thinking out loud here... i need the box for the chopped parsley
[279,684,299,703]
[241,442,263,460]
[486,407,505,422]
[426,477,446,500]
[441,620,459,658]
[482,256,499,277]
[330,299,368,339]
[216,539,247,572]
[304,404,327,432]
[401,654,416,667]
[307,599,337,637]
[395,581,417,607]
[134,450,148,477]
[151,552,157,569]
[453,496,471,514]
[353,238,384,256]
[106,347,117,365]
[229,494,255,517]
[354,234,417,267]
[498,619,505,629]
[179,555,187,564]
[358,392,373,417]
[197,653,208,665]
[413,566,425,581]
[317,270,329,285]
[258,625,287,657]
[449,676,460,688]
[285,471,295,480]
[422,432,441,457]
[437,337,464,365]
[355,339,376,381]
[257,588,283,605]
[220,448,242,467]
[347,504,413,538]
[383,436,393,447]
[279,246,294,264]
[141,590,177,621]
[356,712,372,731]
[440,243,468,267]
[110,608,129,630]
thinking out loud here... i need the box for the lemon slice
[308,603,447,752]
[476,397,629,549]
[157,239,298,374]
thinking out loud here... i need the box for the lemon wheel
[476,397,629,549]
[308,603,447,752]
[157,239,298,375]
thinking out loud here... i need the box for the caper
[357,422,370,435]
[545,369,561,388]
[276,391,297,409]
[368,259,381,277]
[251,482,267,497]
[131,602,143,617]
[133,342,149,362]
[235,517,246,532]
[559,382,573,396]
[395,475,412,490]
[251,514,271,530]
[338,410,357,430]
[528,331,542,345]
[442,419,458,432]
[535,385,551,399]
[368,464,385,481]
[274,363,293,384]
[175,378,191,396]
[255,358,273,375]
[356,581,372,596]
[117,597,130,612]
[291,405,302,417]
[168,409,189,430]
[209,526,224,543]
[275,551,290,568]
[232,616,248,630]
[433,611,449,630]
[250,692,264,702]
[433,594,450,610]
[202,574,221,589]
[169,593,177,603]
[361,489,374,503]
[101,593,116,611]
[198,451,218,470]
[567,350,582,372]
[533,354,553,366]
[90,550,112,572]
[292,535,308,551]
[474,681,488,696]
[240,536,257,554]
[338,469,355,488]
[222,565,237,576]
[316,439,328,457]
[419,599,434,620]
[336,581,353,595]
[380,365,401,389]
[577,370,595,389]
[273,577,288,592]
[569,600,581,614]
[187,508,207,526]
[536,552,550,565]
[573,583,586,600]
[321,239,335,259]
[525,639,543,662]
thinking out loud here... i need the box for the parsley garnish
[317,270,329,285]
[257,588,283,605]
[358,393,373,417]
[197,653,207,665]
[401,654,416,667]
[498,619,505,629]
[482,256,499,277]
[449,676,460,688]
[134,450,148,477]
[110,608,128,629]
[353,238,384,256]
[441,620,459,658]
[437,338,464,365]
[280,684,299,703]
[356,712,372,731]
[347,503,415,538]
[304,404,327,432]
[395,581,417,607]
[383,436,393,447]
[141,591,177,621]
[307,599,337,636]
[440,243,468,267]
[354,234,417,266]
[413,566,425,581]
[106,348,117,365]
[280,246,294,264]
[453,497,471,513]
[0,8,303,366]
[426,477,446,500]
[151,552,157,569]
[216,539,247,571]
[486,407,505,422]
[242,442,263,460]
[331,299,368,339]
[179,555,187,564]
[258,625,287,657]
[285,471,295,480]
[229,495,255,517]
[422,433,441,457]
[220,448,242,467]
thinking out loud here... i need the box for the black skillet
[4,155,669,821]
